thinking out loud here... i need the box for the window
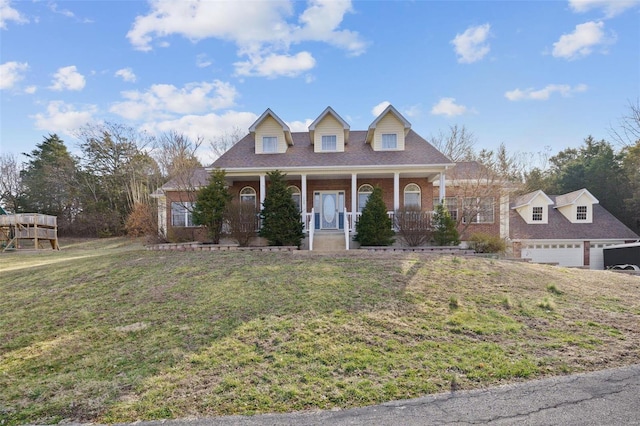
[171,202,194,227]
[321,135,337,151]
[289,185,301,212]
[576,205,587,220]
[462,197,494,224]
[532,206,543,221]
[263,136,277,153]
[433,197,458,221]
[404,183,421,208]
[381,133,397,149]
[358,184,374,212]
[240,187,257,206]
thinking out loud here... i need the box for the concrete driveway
[116,364,640,426]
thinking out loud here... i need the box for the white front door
[314,191,345,230]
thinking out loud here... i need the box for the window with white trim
[263,136,277,153]
[381,133,397,149]
[576,205,587,220]
[433,197,458,221]
[404,183,421,208]
[289,185,301,212]
[358,184,374,212]
[171,202,195,227]
[532,206,543,221]
[462,197,494,224]
[240,187,257,206]
[321,135,337,151]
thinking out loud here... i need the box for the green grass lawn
[1,238,639,424]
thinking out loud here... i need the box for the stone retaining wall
[146,242,297,252]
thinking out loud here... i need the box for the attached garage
[521,241,583,267]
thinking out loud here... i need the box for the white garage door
[589,242,625,270]
[521,242,583,267]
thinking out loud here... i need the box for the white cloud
[430,98,467,117]
[287,119,314,132]
[403,104,422,118]
[451,23,491,64]
[505,84,588,101]
[110,79,238,120]
[0,61,28,89]
[0,0,28,29]
[372,101,391,117]
[126,0,365,78]
[32,101,97,134]
[115,68,137,82]
[25,85,37,94]
[234,51,316,78]
[50,65,86,91]
[552,21,614,60]
[196,53,212,68]
[141,110,258,145]
[568,0,639,18]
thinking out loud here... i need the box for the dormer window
[321,135,337,151]
[532,206,543,221]
[576,205,587,221]
[263,136,277,153]
[382,133,397,150]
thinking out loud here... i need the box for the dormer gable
[308,106,350,153]
[554,188,599,224]
[512,190,554,224]
[249,108,293,154]
[366,104,411,151]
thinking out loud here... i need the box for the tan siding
[373,113,405,151]
[314,115,345,153]
[255,116,287,154]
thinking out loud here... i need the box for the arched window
[288,185,301,211]
[240,186,257,207]
[358,184,374,212]
[404,183,421,209]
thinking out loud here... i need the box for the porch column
[259,174,266,207]
[439,171,446,202]
[393,172,400,211]
[351,173,357,214]
[301,174,307,214]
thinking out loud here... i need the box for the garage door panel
[522,243,583,267]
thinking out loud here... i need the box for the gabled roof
[211,129,453,171]
[554,188,598,208]
[249,108,294,146]
[158,167,210,191]
[510,195,638,240]
[308,106,350,144]
[366,105,411,143]
[512,190,554,210]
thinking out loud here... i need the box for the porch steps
[312,232,347,252]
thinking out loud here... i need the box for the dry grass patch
[1,240,639,424]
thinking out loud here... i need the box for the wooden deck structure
[0,213,59,251]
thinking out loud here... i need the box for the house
[154,105,455,249]
[508,188,639,269]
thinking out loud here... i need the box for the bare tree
[155,131,203,179]
[0,153,23,213]
[209,126,245,161]
[610,98,640,148]
[430,124,477,162]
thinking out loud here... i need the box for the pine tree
[259,170,304,246]
[354,186,394,246]
[192,168,232,243]
[432,203,460,246]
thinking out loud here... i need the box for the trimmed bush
[260,170,304,246]
[395,206,432,247]
[468,232,506,253]
[354,186,394,246]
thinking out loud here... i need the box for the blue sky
[1,0,639,165]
